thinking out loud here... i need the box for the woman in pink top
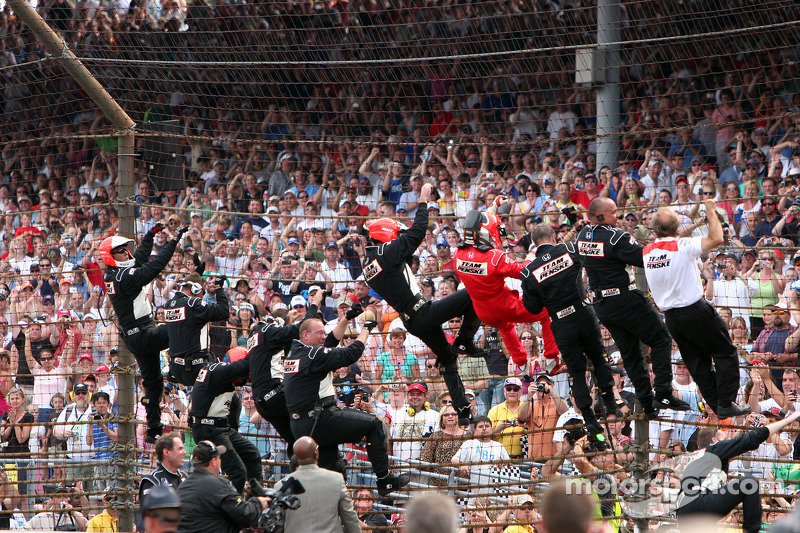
[712,89,744,168]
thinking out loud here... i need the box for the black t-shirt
[13,333,54,387]
[1,411,34,455]
[333,365,362,406]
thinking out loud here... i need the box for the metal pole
[596,0,621,173]
[115,133,137,533]
[6,2,138,530]
[632,405,650,533]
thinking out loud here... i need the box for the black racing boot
[377,473,410,496]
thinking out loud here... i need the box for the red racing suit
[455,246,558,366]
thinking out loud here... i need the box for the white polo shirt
[643,236,704,311]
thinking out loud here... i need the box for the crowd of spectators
[1,0,800,530]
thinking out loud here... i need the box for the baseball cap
[428,204,440,212]
[43,295,54,304]
[266,206,279,215]
[287,237,300,245]
[110,347,119,354]
[272,302,287,312]
[676,175,689,185]
[19,281,34,291]
[762,407,784,418]
[325,241,338,249]
[78,353,94,363]
[73,381,89,393]
[359,176,370,182]
[407,381,428,394]
[190,212,202,218]
[421,278,435,287]
[504,377,523,388]
[308,285,322,294]
[57,309,71,318]
[336,296,352,308]
[59,278,74,286]
[396,204,408,213]
[513,494,535,507]
[290,295,307,308]
[268,195,280,202]
[237,302,255,312]
[95,365,110,372]
[278,153,295,163]
[573,161,586,170]
[192,440,227,464]
[465,388,476,399]
[168,214,181,222]
[534,373,553,383]
[141,485,181,512]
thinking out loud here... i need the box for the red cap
[78,353,94,362]
[95,365,109,372]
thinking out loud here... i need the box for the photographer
[703,253,757,324]
[518,374,568,461]
[85,392,117,493]
[19,485,88,531]
[177,441,268,533]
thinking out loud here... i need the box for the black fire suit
[363,201,480,418]
[104,229,178,436]
[164,287,230,385]
[576,224,674,407]
[137,461,187,531]
[676,426,769,533]
[176,467,264,533]
[283,337,389,478]
[520,241,614,433]
[248,307,318,454]
[189,358,261,493]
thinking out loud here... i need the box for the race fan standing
[100,223,188,442]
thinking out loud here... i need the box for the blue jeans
[479,378,506,415]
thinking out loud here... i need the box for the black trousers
[124,324,168,434]
[192,425,262,494]
[167,351,213,386]
[405,289,481,413]
[550,307,614,427]
[677,475,762,533]
[290,407,389,478]
[664,300,739,411]
[594,290,672,400]
[254,389,295,456]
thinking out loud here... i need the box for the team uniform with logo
[577,224,682,412]
[282,337,391,479]
[189,358,261,493]
[454,245,558,367]
[363,202,481,421]
[643,236,740,413]
[103,229,178,438]
[163,287,229,385]
[247,305,319,454]
[520,241,614,435]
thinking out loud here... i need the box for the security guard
[164,273,229,385]
[577,198,689,416]
[188,347,261,494]
[364,183,480,424]
[520,223,616,446]
[177,440,268,533]
[283,317,409,496]
[100,223,188,442]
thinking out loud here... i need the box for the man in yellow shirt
[487,377,526,457]
[85,492,118,532]
[501,494,537,533]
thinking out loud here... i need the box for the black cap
[192,440,227,464]
[73,382,89,393]
[141,485,181,512]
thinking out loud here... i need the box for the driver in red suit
[455,199,560,372]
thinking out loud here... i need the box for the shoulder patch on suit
[128,268,136,275]
[564,241,576,253]
[105,281,116,295]
[247,334,259,350]
[363,258,383,281]
[196,368,208,382]
[609,228,628,245]
[283,359,300,373]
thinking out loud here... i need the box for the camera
[536,383,548,393]
[359,393,370,402]
[486,172,494,179]
[257,476,305,533]
[93,413,104,421]
[561,206,579,226]
[701,171,709,178]
[764,238,773,245]
[506,419,517,427]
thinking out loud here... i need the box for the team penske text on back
[577,241,604,257]
[531,253,574,282]
[646,253,672,269]
[456,259,488,276]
